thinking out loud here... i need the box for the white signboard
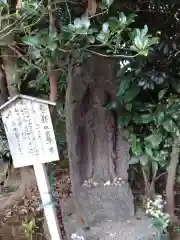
[1,98,59,168]
[0,95,62,240]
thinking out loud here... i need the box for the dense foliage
[1,0,180,230]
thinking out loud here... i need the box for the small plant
[173,225,180,233]
[145,195,170,234]
[22,218,37,240]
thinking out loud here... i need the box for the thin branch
[47,0,58,112]
[141,167,150,196]
[155,171,167,181]
[65,0,71,23]
[89,10,108,19]
[86,49,139,59]
[8,45,42,72]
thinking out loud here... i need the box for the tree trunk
[0,47,36,211]
[66,55,134,227]
[0,62,8,104]
[166,137,180,223]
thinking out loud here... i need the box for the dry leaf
[87,0,97,16]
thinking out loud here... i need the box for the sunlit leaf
[147,37,159,47]
[133,113,153,124]
[139,155,149,166]
[47,42,57,51]
[145,145,154,158]
[141,25,148,37]
[134,35,143,50]
[152,161,158,175]
[139,49,149,56]
[162,119,177,132]
[158,89,168,100]
[102,0,114,8]
[145,131,163,148]
[21,36,40,47]
[129,156,139,164]
[131,137,142,157]
[87,35,95,43]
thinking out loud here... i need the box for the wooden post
[34,163,61,240]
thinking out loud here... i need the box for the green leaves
[158,89,168,100]
[96,29,109,44]
[118,114,131,127]
[139,155,149,166]
[122,83,140,103]
[145,131,163,148]
[131,136,143,157]
[129,156,139,164]
[69,14,90,32]
[162,119,177,132]
[102,0,114,8]
[117,74,132,96]
[130,25,159,56]
[22,36,40,47]
[133,113,153,124]
[104,101,117,110]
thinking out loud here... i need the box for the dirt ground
[0,162,71,240]
[2,162,180,240]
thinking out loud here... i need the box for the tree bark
[66,56,117,189]
[166,137,180,223]
[0,62,8,104]
[0,46,36,211]
[66,55,134,226]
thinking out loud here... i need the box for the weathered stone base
[64,215,162,240]
[75,183,134,226]
[61,197,162,240]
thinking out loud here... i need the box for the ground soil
[1,162,180,240]
[0,162,72,240]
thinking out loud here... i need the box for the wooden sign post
[0,94,62,240]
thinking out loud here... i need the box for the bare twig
[141,167,150,197]
[8,45,43,72]
[155,171,167,181]
[86,49,139,59]
[47,0,58,118]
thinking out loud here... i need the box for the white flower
[71,233,78,239]
[102,22,109,33]
[120,61,124,68]
[145,209,150,215]
[71,233,85,240]
[104,180,111,186]
[73,15,90,30]
[123,60,130,65]
[81,15,90,29]
[155,194,162,199]
[93,181,99,187]
[74,18,82,29]
[119,60,130,68]
[79,237,85,240]
[153,212,159,218]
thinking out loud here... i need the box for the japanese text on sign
[1,99,59,168]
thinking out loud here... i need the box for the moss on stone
[59,158,69,169]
